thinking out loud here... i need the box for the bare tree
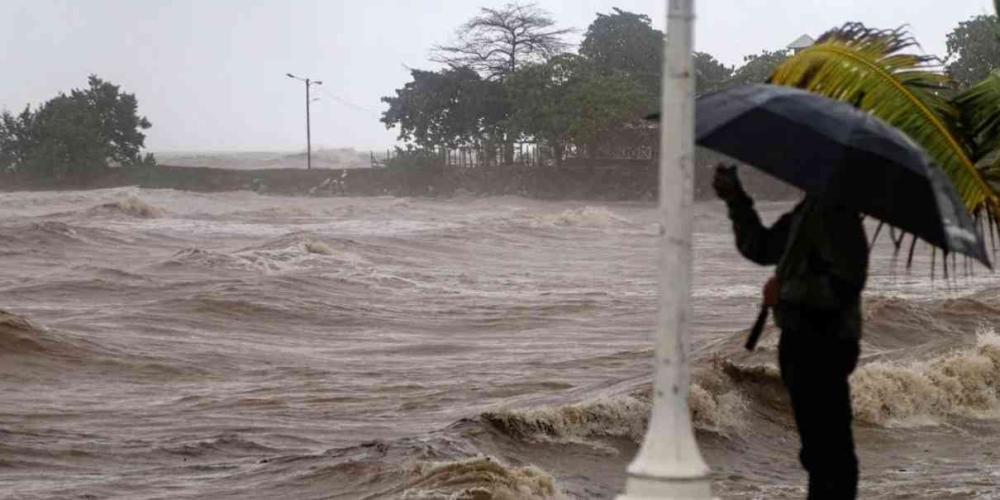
[432,3,572,80]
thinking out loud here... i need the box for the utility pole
[618,0,713,499]
[287,73,322,169]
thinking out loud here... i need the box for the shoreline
[0,162,798,201]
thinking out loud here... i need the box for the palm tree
[955,72,1000,187]
[769,23,1000,224]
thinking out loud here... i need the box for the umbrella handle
[745,305,770,351]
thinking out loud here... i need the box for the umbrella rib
[943,251,950,280]
[892,227,906,254]
[907,234,918,269]
[991,217,998,252]
[869,221,885,252]
[931,247,936,280]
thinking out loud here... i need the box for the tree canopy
[380,67,506,149]
[729,49,790,87]
[505,54,647,162]
[946,15,1000,89]
[431,2,571,80]
[0,75,154,179]
[693,52,733,94]
[579,8,663,97]
[380,6,816,166]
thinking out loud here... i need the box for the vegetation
[382,3,784,166]
[505,54,648,163]
[770,22,1000,223]
[380,67,505,150]
[394,0,1000,219]
[579,8,663,98]
[0,75,154,180]
[946,15,1000,89]
[432,3,571,80]
[693,52,733,94]
[729,49,790,87]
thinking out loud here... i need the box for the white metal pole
[618,0,713,498]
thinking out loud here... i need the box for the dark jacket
[725,194,868,340]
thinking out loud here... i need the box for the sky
[0,0,995,153]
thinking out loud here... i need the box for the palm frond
[770,23,998,216]
[954,71,1000,162]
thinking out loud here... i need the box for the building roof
[787,34,815,50]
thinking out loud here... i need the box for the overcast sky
[0,0,994,152]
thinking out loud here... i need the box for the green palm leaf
[770,23,998,216]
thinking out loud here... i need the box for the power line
[314,87,382,117]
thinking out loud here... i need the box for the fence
[371,130,658,169]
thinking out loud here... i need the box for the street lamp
[287,73,323,169]
[618,0,714,498]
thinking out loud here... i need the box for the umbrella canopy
[694,83,990,268]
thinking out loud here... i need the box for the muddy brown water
[1,188,999,498]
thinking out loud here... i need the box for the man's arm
[714,165,792,266]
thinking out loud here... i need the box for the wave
[303,240,333,255]
[482,394,649,445]
[0,220,151,255]
[707,331,1000,429]
[483,325,1000,455]
[0,221,88,247]
[226,205,314,219]
[482,379,748,449]
[88,196,165,218]
[0,309,200,380]
[162,237,363,274]
[521,206,636,229]
[400,456,561,500]
[0,309,55,356]
[851,328,1000,426]
[157,434,277,458]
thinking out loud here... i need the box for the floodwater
[1,188,999,499]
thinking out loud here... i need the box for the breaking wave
[482,321,1000,453]
[522,206,636,229]
[162,236,364,273]
[400,456,562,500]
[482,380,749,448]
[88,196,166,218]
[851,328,1000,425]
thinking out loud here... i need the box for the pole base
[617,473,715,500]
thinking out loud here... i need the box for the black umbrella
[692,83,990,268]
[652,84,993,350]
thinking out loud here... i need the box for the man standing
[714,164,868,499]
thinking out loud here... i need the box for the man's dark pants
[778,310,861,500]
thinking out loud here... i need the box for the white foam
[522,206,635,229]
[851,328,1000,425]
[483,382,748,446]
[401,455,562,500]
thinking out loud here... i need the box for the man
[714,164,868,499]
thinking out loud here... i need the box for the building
[787,34,815,53]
